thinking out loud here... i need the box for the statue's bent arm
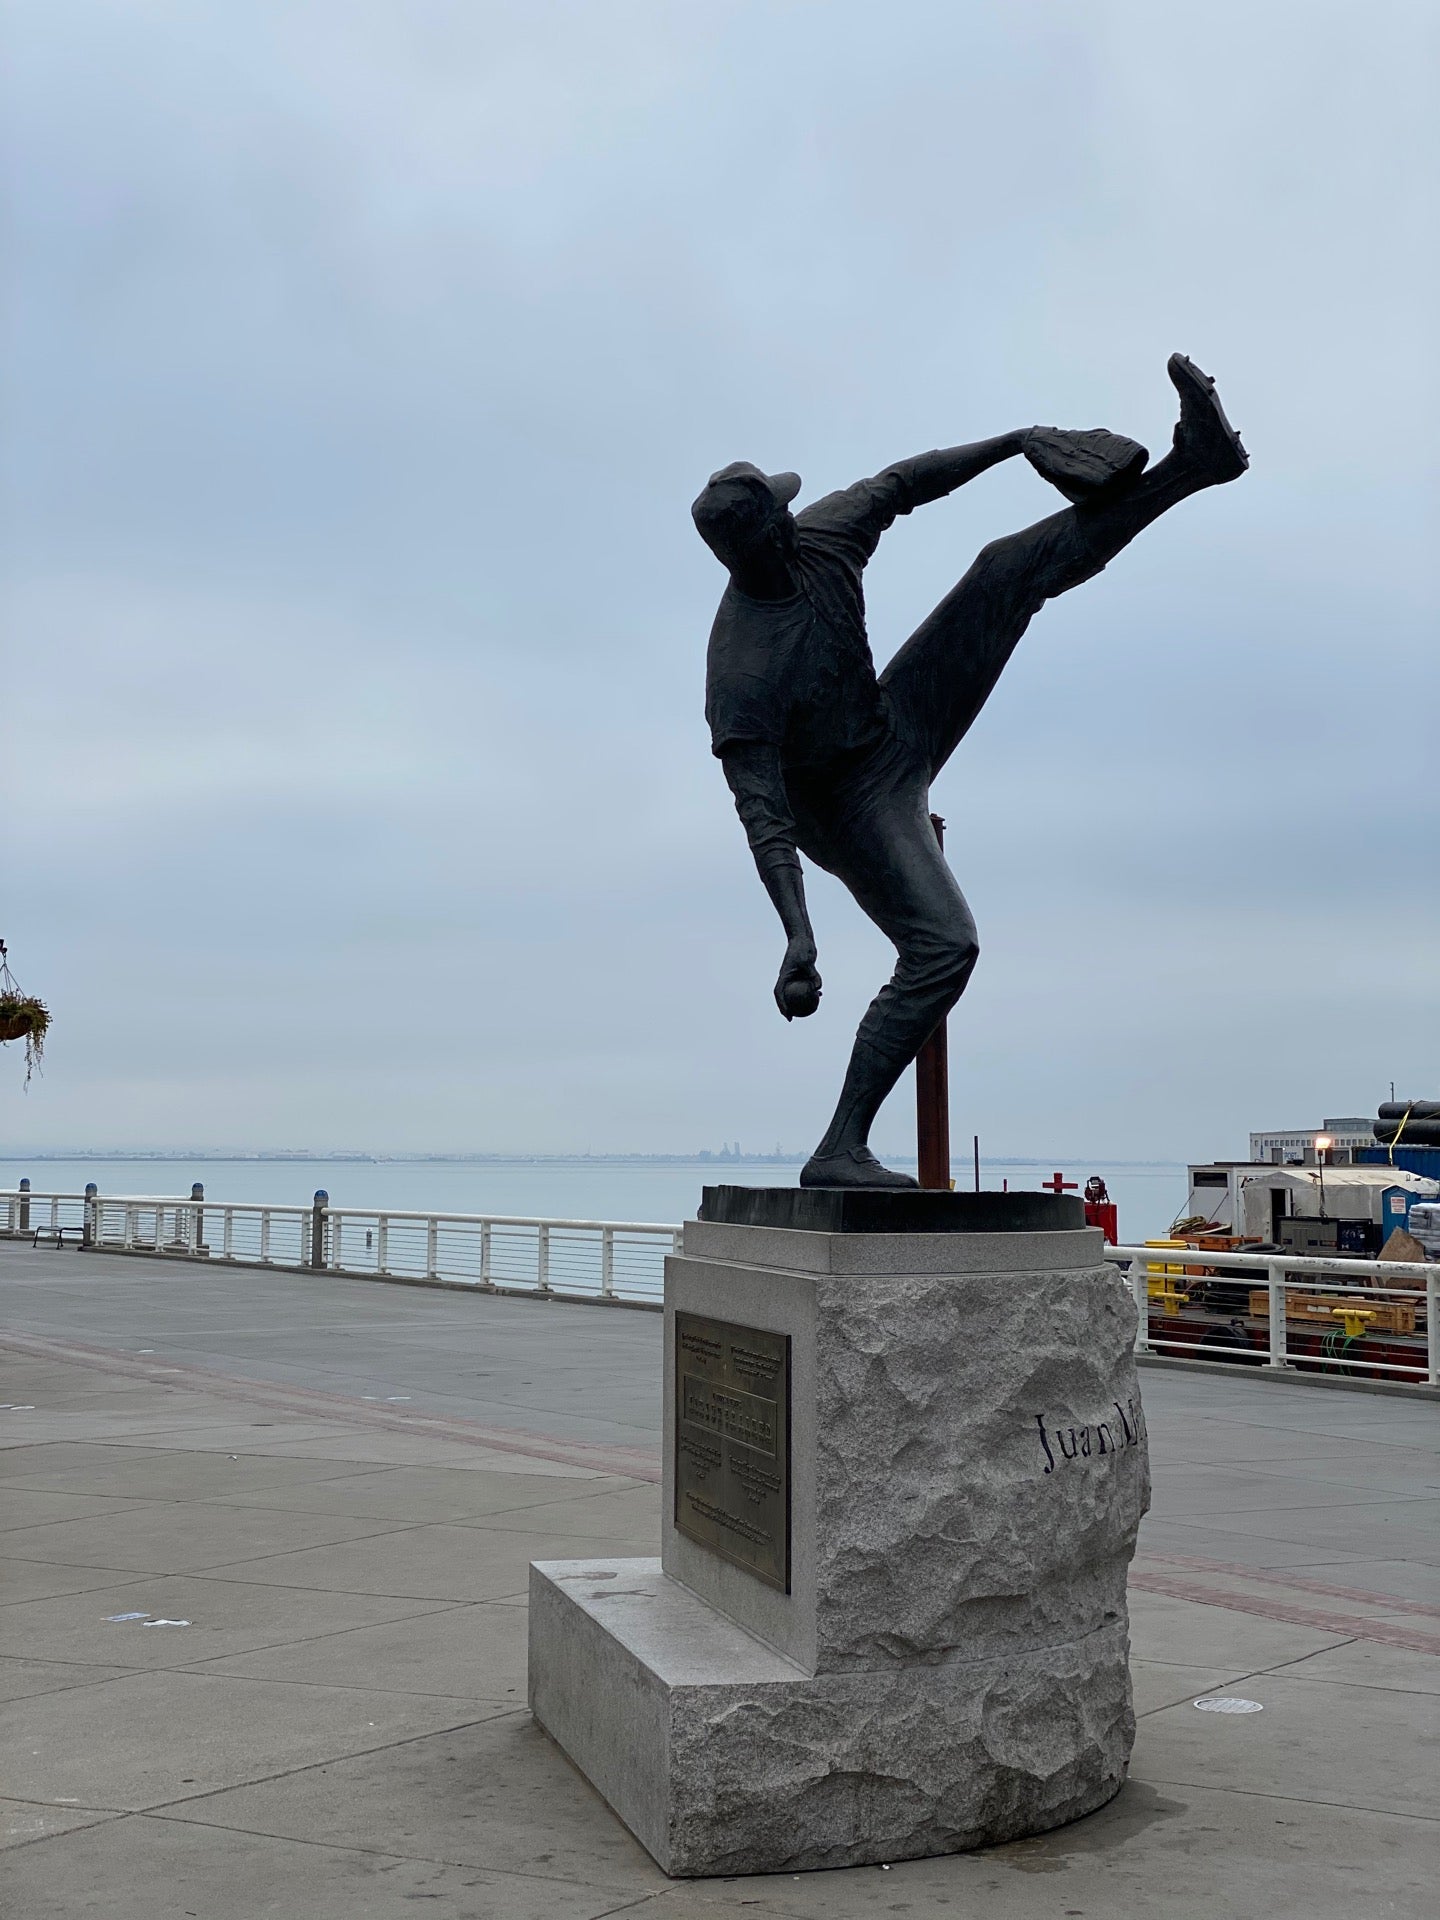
[800,435,1028,557]
[721,742,820,1020]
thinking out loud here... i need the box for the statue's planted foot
[799,1146,920,1190]
[1167,353,1249,482]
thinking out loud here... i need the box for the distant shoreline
[0,1151,1184,1169]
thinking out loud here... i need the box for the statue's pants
[786,497,1137,1081]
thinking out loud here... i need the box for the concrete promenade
[2,1241,1437,1916]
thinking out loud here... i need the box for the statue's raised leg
[881,354,1247,778]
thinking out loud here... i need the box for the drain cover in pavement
[1193,1696,1264,1714]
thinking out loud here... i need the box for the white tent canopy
[1237,1166,1439,1238]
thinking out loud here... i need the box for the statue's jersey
[704,473,920,770]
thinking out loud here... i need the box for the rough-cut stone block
[529,1219,1150,1878]
[529,1558,1133,1878]
[663,1228,1149,1675]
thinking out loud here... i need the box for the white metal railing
[0,1188,90,1236]
[0,1188,679,1307]
[3,1190,1435,1370]
[93,1195,314,1269]
[316,1205,678,1303]
[1104,1242,1437,1388]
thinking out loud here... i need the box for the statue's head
[691,461,801,571]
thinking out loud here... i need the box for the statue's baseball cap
[691,461,801,547]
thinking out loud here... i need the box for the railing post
[83,1182,97,1248]
[310,1191,328,1270]
[190,1182,205,1255]
[538,1222,551,1292]
[1266,1258,1289,1369]
[1428,1267,1439,1390]
[259,1209,272,1264]
[480,1219,492,1288]
[600,1226,615,1298]
[1129,1254,1150,1354]
[425,1216,439,1281]
[376,1215,389,1275]
[223,1206,235,1261]
[18,1177,30,1233]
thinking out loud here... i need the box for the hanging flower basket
[0,1002,46,1044]
[0,942,51,1085]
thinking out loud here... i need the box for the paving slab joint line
[137,1807,673,1901]
[589,1896,689,1918]
[1136,1776,1440,1823]
[158,1597,472,1672]
[4,1793,132,1817]
[132,1705,525,1817]
[0,1501,159,1536]
[168,1667,527,1707]
[123,1633,446,1686]
[1134,1642,1361,1719]
[129,1515,448,1575]
[0,1810,132,1855]
[0,1566,156,1610]
[0,1660,157,1694]
[134,1567,531,1605]
[126,1804,655,1895]
[160,1493,658,1576]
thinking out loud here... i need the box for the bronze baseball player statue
[694,354,1247,1189]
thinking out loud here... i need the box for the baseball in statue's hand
[775,938,822,1020]
[781,975,821,1019]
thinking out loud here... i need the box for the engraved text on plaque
[673,1311,791,1592]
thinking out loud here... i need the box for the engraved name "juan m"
[1035,1398,1146,1474]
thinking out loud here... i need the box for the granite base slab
[528,1557,1133,1878]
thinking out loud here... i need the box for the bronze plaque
[673,1311,791,1592]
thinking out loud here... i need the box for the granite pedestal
[528,1191,1151,1878]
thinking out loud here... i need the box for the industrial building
[1248,1118,1374,1164]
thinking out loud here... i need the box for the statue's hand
[775,937,821,1021]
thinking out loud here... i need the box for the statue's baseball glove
[1023,426,1148,503]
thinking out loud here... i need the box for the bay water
[4,1157,1187,1243]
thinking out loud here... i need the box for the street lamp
[1314,1134,1332,1220]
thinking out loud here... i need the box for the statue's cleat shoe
[799,1146,920,1190]
[1167,353,1249,481]
[1023,426,1148,503]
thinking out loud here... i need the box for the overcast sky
[2,1,1435,1160]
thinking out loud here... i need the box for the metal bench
[31,1224,86,1250]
